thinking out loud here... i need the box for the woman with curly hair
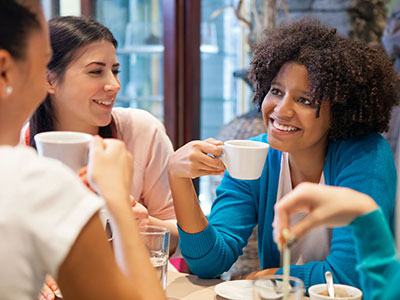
[167,18,398,290]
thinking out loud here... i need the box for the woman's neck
[0,109,26,146]
[54,118,98,136]
[52,103,99,135]
[288,147,327,188]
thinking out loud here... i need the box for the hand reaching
[273,182,378,245]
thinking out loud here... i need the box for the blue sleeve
[351,208,400,300]
[178,172,257,278]
[277,134,397,290]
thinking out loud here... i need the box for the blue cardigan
[351,208,400,300]
[178,133,396,290]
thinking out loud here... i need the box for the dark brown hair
[0,0,41,60]
[249,18,399,140]
[29,16,118,148]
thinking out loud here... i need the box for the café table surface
[166,262,310,300]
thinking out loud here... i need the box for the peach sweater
[21,107,176,221]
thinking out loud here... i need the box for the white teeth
[273,120,298,132]
[94,99,113,105]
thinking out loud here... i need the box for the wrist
[351,194,378,218]
[168,168,192,183]
[102,191,131,212]
[358,199,378,216]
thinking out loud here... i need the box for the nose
[274,94,294,119]
[104,72,120,93]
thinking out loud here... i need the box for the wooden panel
[81,0,95,17]
[163,0,200,149]
[183,0,200,145]
[163,0,182,149]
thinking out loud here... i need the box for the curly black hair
[248,18,399,140]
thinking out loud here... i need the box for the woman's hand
[78,166,95,193]
[168,138,225,179]
[273,182,378,245]
[130,196,150,226]
[244,268,279,280]
[87,137,133,207]
[38,275,59,300]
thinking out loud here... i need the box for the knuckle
[188,151,197,161]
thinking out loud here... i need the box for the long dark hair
[0,0,41,60]
[29,16,118,148]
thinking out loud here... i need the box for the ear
[0,49,15,99]
[47,71,57,95]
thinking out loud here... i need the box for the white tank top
[276,152,332,265]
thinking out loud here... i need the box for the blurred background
[40,0,399,214]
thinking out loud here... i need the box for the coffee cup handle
[215,145,227,168]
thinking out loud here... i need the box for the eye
[112,69,120,75]
[270,88,282,96]
[89,70,102,75]
[297,97,312,106]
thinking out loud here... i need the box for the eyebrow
[271,81,312,97]
[85,62,120,68]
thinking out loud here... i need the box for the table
[166,263,309,299]
[166,265,222,299]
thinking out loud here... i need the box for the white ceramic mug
[34,131,92,174]
[217,140,269,180]
[308,283,362,300]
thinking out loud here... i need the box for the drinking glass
[253,275,304,300]
[139,225,170,290]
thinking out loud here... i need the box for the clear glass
[199,0,253,214]
[253,275,304,300]
[96,0,164,121]
[139,225,170,290]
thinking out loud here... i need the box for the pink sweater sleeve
[113,108,176,220]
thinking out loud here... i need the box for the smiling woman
[261,62,331,173]
[47,39,121,134]
[26,16,177,247]
[167,17,399,291]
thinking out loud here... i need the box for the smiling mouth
[93,98,114,106]
[271,119,300,132]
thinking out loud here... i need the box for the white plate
[214,280,253,300]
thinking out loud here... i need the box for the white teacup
[308,283,362,300]
[34,131,92,173]
[217,140,269,180]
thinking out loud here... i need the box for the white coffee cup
[34,131,92,173]
[217,140,269,180]
[308,283,362,300]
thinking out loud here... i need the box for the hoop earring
[5,86,12,95]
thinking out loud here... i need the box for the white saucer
[214,280,253,300]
